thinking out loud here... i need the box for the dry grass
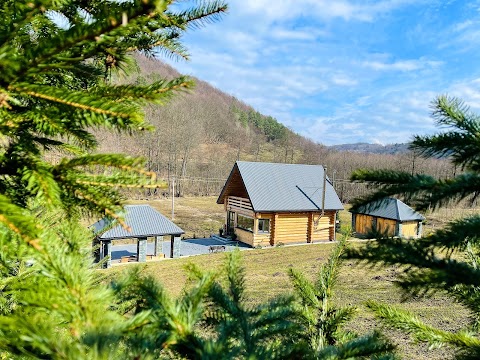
[127,196,224,239]
[424,207,480,235]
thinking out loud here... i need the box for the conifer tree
[347,95,480,358]
[184,249,302,359]
[0,1,227,358]
[289,236,397,359]
[0,0,227,238]
[0,1,405,359]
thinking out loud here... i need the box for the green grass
[106,196,471,359]
[108,242,469,359]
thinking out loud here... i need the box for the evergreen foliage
[233,107,288,142]
[347,95,480,358]
[0,0,227,233]
[184,249,302,359]
[289,236,397,359]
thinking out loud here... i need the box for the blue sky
[164,0,480,145]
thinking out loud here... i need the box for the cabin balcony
[226,196,254,216]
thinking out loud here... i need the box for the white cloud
[362,59,442,72]
[269,28,326,41]
[238,0,426,23]
[449,78,480,110]
[331,73,358,86]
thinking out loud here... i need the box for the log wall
[376,218,396,236]
[355,214,374,234]
[230,205,337,246]
[272,213,308,243]
[312,212,334,241]
[402,221,419,239]
[235,228,254,246]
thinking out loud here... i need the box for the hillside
[96,55,453,202]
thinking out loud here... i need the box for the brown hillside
[96,54,454,203]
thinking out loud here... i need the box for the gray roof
[351,198,425,221]
[91,205,184,240]
[219,161,343,212]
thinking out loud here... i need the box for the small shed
[217,161,343,246]
[91,205,184,268]
[350,198,424,239]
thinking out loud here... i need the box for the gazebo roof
[92,205,184,241]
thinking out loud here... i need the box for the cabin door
[227,211,235,235]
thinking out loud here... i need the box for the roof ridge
[393,198,400,221]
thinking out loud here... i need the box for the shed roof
[92,205,184,240]
[350,198,425,221]
[217,161,343,212]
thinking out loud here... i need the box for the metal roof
[91,205,184,240]
[219,161,343,212]
[351,198,425,221]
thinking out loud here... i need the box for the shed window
[237,214,254,232]
[258,219,270,233]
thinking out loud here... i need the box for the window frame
[236,214,254,232]
[257,218,270,233]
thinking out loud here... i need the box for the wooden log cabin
[350,198,424,239]
[217,161,344,247]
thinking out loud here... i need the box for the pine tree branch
[316,330,397,359]
[19,0,158,77]
[345,236,480,302]
[367,301,480,352]
[411,95,480,171]
[167,1,228,30]
[351,169,480,211]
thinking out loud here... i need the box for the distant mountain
[328,142,410,155]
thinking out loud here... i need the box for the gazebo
[91,204,184,268]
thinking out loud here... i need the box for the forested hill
[96,55,453,202]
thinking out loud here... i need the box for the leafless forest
[96,55,456,203]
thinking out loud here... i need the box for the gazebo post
[99,240,104,262]
[170,235,181,258]
[154,236,163,256]
[137,237,147,262]
[104,240,112,269]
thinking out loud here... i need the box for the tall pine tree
[0,1,227,358]
[0,0,227,237]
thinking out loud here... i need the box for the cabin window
[258,219,270,233]
[237,214,254,232]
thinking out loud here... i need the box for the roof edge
[236,162,257,212]
[216,163,238,204]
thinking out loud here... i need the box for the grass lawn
[106,196,471,359]
[108,244,468,360]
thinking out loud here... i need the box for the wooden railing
[227,196,253,213]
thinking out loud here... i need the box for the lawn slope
[108,242,469,359]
